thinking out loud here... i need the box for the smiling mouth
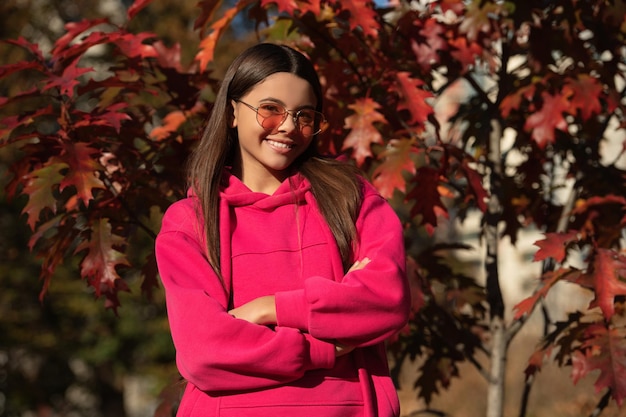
[266,139,294,149]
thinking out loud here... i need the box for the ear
[229,100,238,128]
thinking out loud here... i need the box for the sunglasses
[236,100,328,137]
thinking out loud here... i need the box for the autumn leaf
[342,97,387,166]
[458,1,500,41]
[114,32,159,59]
[500,84,536,118]
[565,74,603,121]
[262,0,321,16]
[533,230,579,263]
[150,110,187,141]
[3,36,45,61]
[372,138,417,198]
[394,72,434,126]
[449,37,483,71]
[411,19,446,68]
[571,249,626,320]
[571,323,626,406]
[524,91,570,148]
[460,160,488,212]
[513,268,580,320]
[195,2,254,72]
[406,167,447,232]
[127,0,153,21]
[75,218,131,310]
[57,142,106,206]
[42,58,93,98]
[51,18,109,57]
[337,0,380,37]
[74,102,132,133]
[21,162,67,230]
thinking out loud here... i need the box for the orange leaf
[372,138,418,198]
[342,98,387,166]
[58,142,106,206]
[395,72,434,126]
[195,2,253,72]
[150,111,187,141]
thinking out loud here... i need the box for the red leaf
[524,91,570,148]
[74,103,132,133]
[460,160,488,212]
[533,230,579,263]
[449,37,483,71]
[337,0,380,37]
[394,72,434,126]
[42,58,93,98]
[413,18,447,69]
[262,0,321,15]
[21,162,67,230]
[194,0,222,33]
[406,167,447,232]
[127,0,154,21]
[342,97,387,166]
[573,249,626,320]
[0,61,45,80]
[565,74,603,121]
[500,84,536,118]
[153,41,184,71]
[75,218,131,310]
[58,142,106,206]
[513,268,576,320]
[114,32,159,59]
[571,324,626,406]
[52,19,110,57]
[372,138,418,198]
[3,36,45,61]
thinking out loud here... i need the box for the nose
[276,110,298,133]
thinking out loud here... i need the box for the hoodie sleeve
[156,200,335,393]
[274,182,410,347]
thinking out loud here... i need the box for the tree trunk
[487,316,507,417]
[485,119,506,417]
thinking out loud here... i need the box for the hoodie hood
[219,171,312,210]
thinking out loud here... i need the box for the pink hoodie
[155,171,410,417]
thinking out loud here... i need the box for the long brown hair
[187,43,362,280]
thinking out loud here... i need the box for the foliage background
[2,1,626,417]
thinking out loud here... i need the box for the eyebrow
[259,97,316,110]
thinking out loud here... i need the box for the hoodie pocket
[217,375,364,417]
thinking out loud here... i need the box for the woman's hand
[348,257,370,272]
[229,295,277,325]
[330,258,370,357]
[334,342,355,357]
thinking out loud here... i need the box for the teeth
[267,139,293,149]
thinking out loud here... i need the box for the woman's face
[231,72,318,192]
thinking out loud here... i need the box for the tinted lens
[255,103,327,136]
[256,104,287,131]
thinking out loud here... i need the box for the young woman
[155,43,410,417]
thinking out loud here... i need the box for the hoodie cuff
[303,333,335,370]
[275,289,308,330]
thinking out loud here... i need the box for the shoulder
[159,197,201,235]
